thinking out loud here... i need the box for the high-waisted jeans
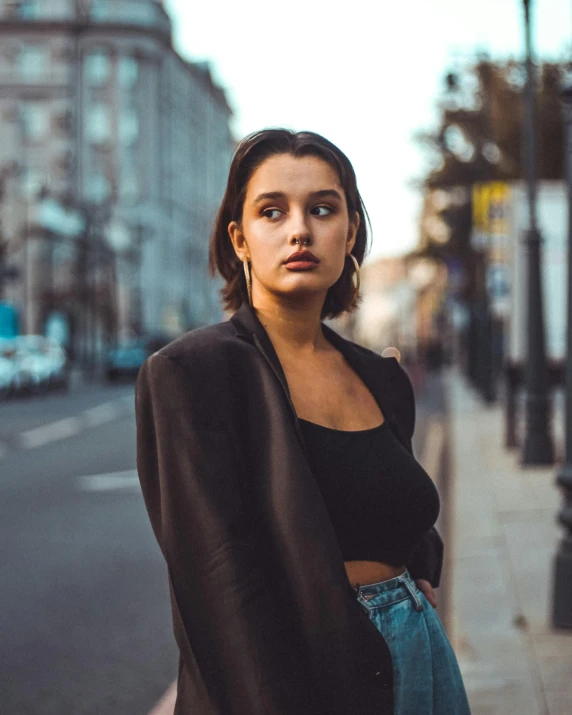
[353,569,471,715]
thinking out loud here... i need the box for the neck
[252,296,331,356]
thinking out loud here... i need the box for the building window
[85,104,111,144]
[20,166,45,197]
[85,174,112,203]
[20,103,50,141]
[53,149,74,180]
[84,50,111,86]
[118,108,139,145]
[16,0,39,19]
[54,108,73,135]
[18,45,48,81]
[118,56,138,89]
[119,173,139,203]
[90,0,155,26]
[3,0,42,19]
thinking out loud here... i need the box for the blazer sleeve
[135,353,318,715]
[393,361,445,588]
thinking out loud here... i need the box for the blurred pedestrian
[135,129,470,714]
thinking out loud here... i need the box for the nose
[288,209,312,245]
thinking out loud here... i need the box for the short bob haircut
[208,128,372,320]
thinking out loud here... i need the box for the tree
[413,59,566,291]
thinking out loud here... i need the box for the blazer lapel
[229,303,407,449]
[230,303,307,450]
[320,323,410,450]
[230,302,292,398]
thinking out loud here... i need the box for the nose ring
[293,238,310,245]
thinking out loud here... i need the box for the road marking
[19,417,82,449]
[77,469,140,492]
[82,403,120,427]
[6,395,134,454]
[420,418,445,486]
[148,681,177,715]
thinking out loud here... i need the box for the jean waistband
[353,569,424,611]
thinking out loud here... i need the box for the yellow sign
[472,181,511,237]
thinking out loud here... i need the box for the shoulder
[138,318,261,405]
[352,338,413,395]
[330,330,414,397]
[145,319,238,375]
[136,323,237,432]
[337,333,416,434]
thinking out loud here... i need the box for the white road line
[148,681,177,715]
[13,397,133,451]
[82,403,119,427]
[77,469,140,492]
[19,417,82,449]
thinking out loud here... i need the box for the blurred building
[0,0,234,364]
[349,254,449,368]
[352,256,418,360]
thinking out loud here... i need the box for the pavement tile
[532,632,572,697]
[502,517,561,633]
[448,370,571,715]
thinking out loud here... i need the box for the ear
[228,221,250,262]
[346,211,360,254]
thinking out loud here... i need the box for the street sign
[471,182,511,250]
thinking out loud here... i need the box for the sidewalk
[447,370,572,715]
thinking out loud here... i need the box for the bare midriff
[344,560,406,588]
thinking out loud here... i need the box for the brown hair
[208,128,371,320]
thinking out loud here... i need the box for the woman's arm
[407,527,444,588]
[392,360,445,591]
[135,353,318,715]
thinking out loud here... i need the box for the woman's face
[228,153,359,307]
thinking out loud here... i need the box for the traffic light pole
[520,0,554,465]
[551,83,572,628]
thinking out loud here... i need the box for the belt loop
[399,575,423,612]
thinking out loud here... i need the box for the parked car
[1,335,69,397]
[0,341,18,398]
[104,333,174,382]
[104,341,148,382]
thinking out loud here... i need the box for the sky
[164,0,571,263]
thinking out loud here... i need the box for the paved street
[448,370,572,715]
[0,382,178,715]
[0,371,447,715]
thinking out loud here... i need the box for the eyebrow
[252,189,344,205]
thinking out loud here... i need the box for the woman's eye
[262,208,282,220]
[312,205,333,217]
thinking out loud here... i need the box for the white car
[0,353,17,398]
[10,335,69,395]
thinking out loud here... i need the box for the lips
[284,250,319,264]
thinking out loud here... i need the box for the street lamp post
[552,83,572,628]
[520,0,554,465]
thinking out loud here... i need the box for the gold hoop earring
[348,253,360,298]
[243,259,252,306]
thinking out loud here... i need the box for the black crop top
[298,417,440,566]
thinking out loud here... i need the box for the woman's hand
[415,579,437,608]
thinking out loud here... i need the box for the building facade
[0,0,233,363]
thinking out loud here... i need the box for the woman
[135,129,471,715]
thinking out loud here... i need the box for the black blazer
[135,301,444,715]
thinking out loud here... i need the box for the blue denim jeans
[354,569,471,715]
